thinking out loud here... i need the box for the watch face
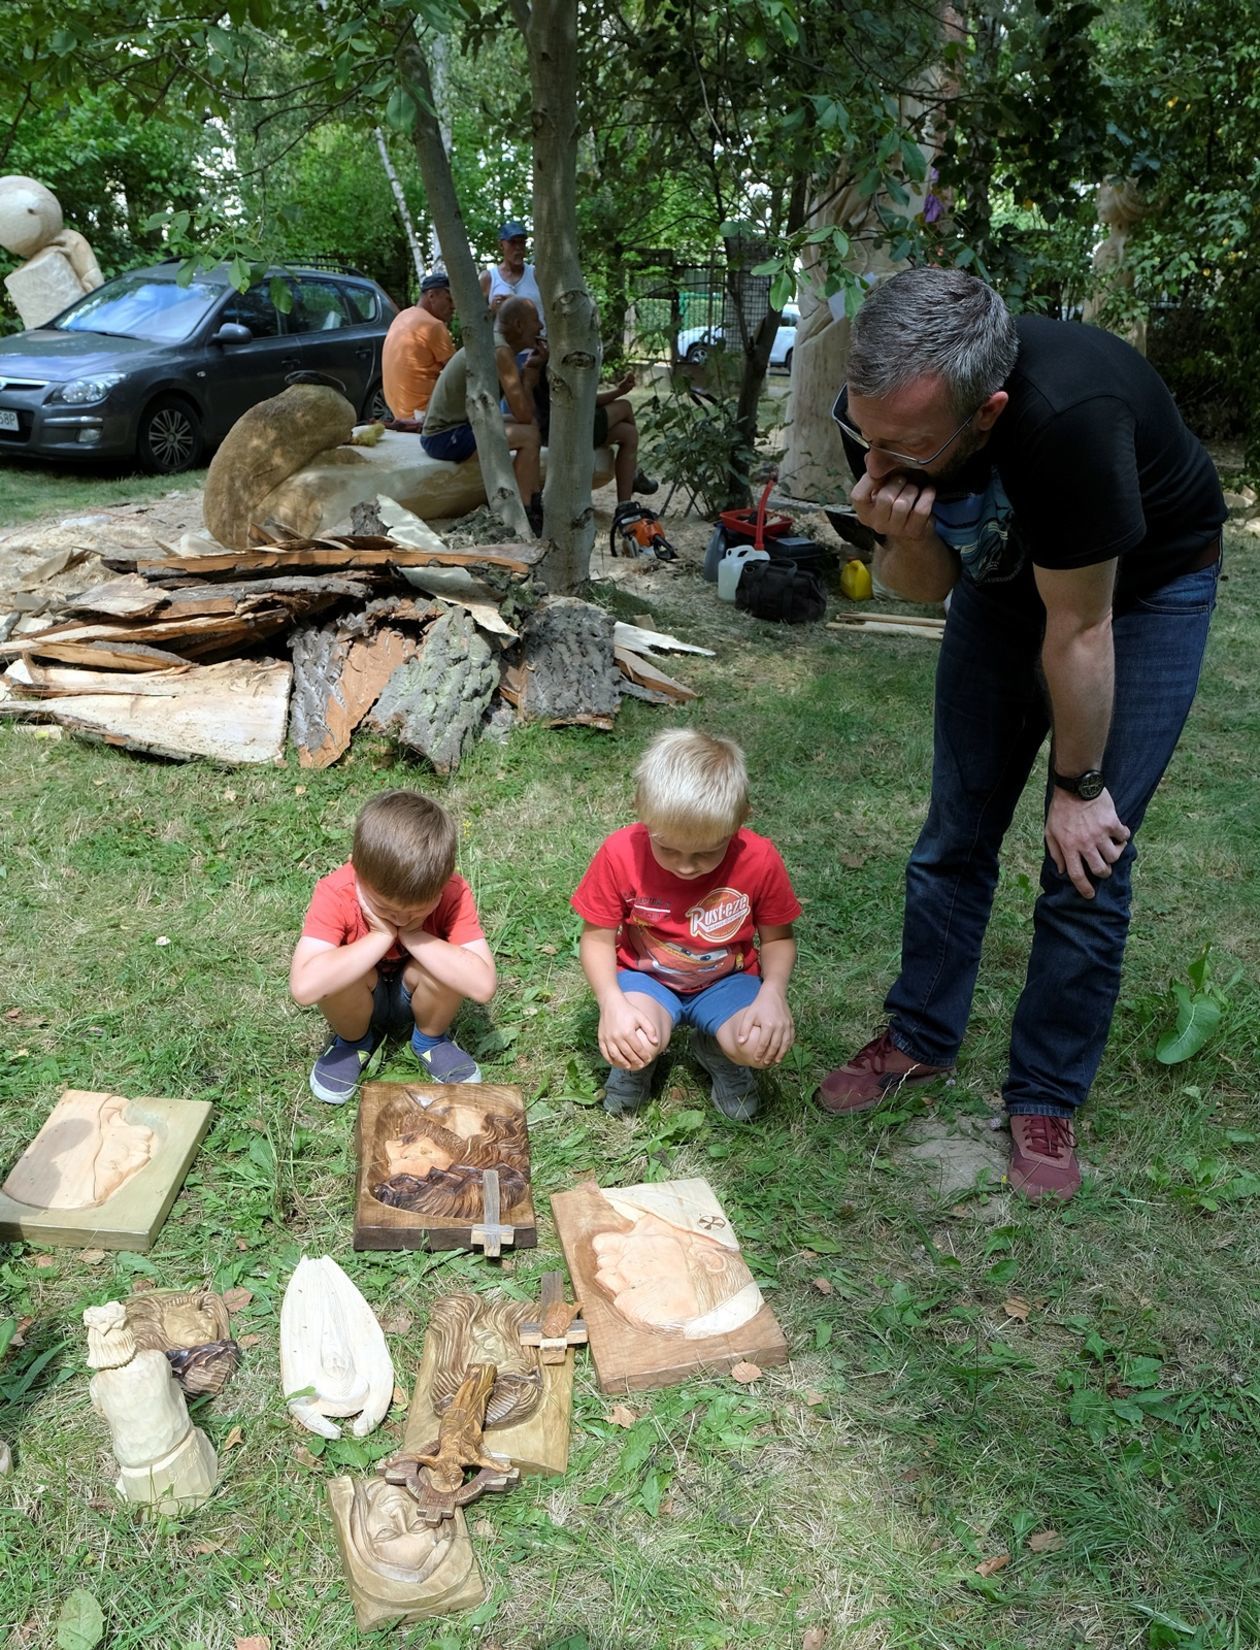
[1077,770,1105,801]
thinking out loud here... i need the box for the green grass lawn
[1,524,1258,1650]
[0,461,209,528]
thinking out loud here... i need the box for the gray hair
[847,267,1018,416]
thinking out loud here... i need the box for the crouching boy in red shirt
[290,790,496,1104]
[572,729,800,1120]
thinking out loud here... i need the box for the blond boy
[290,791,496,1103]
[572,730,800,1119]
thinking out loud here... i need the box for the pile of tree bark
[0,521,706,768]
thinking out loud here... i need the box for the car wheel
[784,347,793,375]
[685,342,710,365]
[361,378,390,423]
[137,395,203,475]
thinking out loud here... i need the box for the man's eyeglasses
[831,387,977,470]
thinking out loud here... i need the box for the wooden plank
[0,1089,212,1251]
[110,542,546,583]
[60,576,169,620]
[12,640,191,674]
[403,1293,575,1477]
[0,658,292,763]
[614,646,697,702]
[613,621,716,658]
[353,1082,536,1253]
[550,1178,788,1394]
[325,1480,484,1630]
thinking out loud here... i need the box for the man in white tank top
[480,220,544,313]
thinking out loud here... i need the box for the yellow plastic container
[840,558,873,600]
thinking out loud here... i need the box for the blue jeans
[420,423,476,463]
[885,556,1220,1116]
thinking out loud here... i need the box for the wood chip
[730,1360,762,1384]
[222,1287,254,1313]
[975,1552,1010,1578]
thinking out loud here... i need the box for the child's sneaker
[602,1061,657,1116]
[410,1030,482,1084]
[310,1030,380,1105]
[692,1032,759,1121]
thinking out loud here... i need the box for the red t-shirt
[571,824,801,994]
[301,862,484,968]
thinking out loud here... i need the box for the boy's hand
[599,994,660,1071]
[613,371,634,396]
[356,884,398,940]
[731,985,794,1066]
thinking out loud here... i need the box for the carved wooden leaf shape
[279,1255,394,1438]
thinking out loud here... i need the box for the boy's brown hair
[351,791,457,905]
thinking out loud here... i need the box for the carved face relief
[373,1098,530,1220]
[352,1480,455,1581]
[4,1092,155,1211]
[590,1206,762,1341]
[426,1295,543,1427]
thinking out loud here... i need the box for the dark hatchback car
[0,261,399,473]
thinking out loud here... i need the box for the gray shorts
[371,969,414,1037]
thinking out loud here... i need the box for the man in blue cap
[481,220,543,312]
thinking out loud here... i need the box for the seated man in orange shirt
[381,272,456,423]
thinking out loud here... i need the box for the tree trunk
[400,38,531,538]
[525,0,601,590]
[375,127,427,293]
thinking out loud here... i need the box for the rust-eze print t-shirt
[571,824,801,995]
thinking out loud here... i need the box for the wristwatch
[1052,768,1106,800]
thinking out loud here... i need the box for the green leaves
[55,1591,104,1650]
[1154,943,1240,1065]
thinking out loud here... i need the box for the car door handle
[355,346,371,359]
[282,355,302,369]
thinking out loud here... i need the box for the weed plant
[0,527,1257,1650]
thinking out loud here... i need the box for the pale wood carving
[354,1082,536,1252]
[551,1178,789,1393]
[326,1477,485,1629]
[0,1090,211,1250]
[279,1256,394,1439]
[406,1291,575,1477]
[84,1301,217,1512]
[379,1363,518,1524]
[520,1272,587,1364]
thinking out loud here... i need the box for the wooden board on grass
[402,1293,574,1476]
[353,1081,536,1252]
[550,1177,788,1393]
[0,1089,212,1250]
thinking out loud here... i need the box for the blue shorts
[617,969,761,1037]
[371,969,414,1036]
[420,424,477,464]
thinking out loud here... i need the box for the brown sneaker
[815,1030,951,1116]
[1008,1114,1080,1201]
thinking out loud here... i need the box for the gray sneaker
[310,1031,380,1105]
[603,1061,657,1116]
[692,1032,759,1121]
[410,1032,482,1083]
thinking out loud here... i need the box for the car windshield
[56,275,223,343]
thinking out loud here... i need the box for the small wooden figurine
[520,1272,588,1364]
[379,1363,518,1524]
[280,1256,394,1440]
[326,1477,485,1629]
[84,1301,218,1513]
[125,1288,240,1397]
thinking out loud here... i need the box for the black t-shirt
[842,316,1225,608]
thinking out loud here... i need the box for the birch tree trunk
[400,37,531,538]
[374,127,427,291]
[524,0,601,590]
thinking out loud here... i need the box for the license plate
[0,410,18,432]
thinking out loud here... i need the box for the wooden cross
[520,1271,587,1363]
[469,1168,515,1258]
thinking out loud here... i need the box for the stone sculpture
[3,1091,154,1212]
[326,1477,485,1628]
[0,176,103,330]
[1082,177,1149,354]
[279,1255,394,1439]
[84,1301,217,1513]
